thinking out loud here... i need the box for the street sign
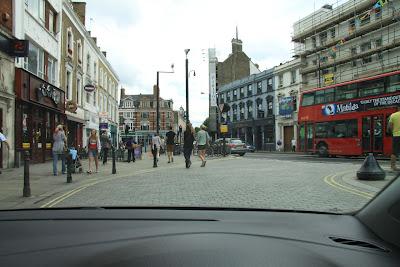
[84,84,96,92]
[220,124,228,133]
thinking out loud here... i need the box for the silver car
[216,138,247,156]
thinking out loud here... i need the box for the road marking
[323,172,373,199]
[41,157,233,208]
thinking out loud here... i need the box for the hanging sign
[84,84,96,92]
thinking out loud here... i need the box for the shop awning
[67,115,86,124]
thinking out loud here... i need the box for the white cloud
[85,0,332,126]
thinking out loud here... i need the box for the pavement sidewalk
[0,152,187,210]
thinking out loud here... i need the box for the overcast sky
[82,0,334,126]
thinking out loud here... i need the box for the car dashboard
[0,208,399,266]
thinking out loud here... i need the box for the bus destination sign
[322,94,400,116]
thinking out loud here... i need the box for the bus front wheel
[317,143,329,157]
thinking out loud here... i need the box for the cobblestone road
[50,154,392,213]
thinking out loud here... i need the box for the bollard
[112,146,116,174]
[23,151,31,197]
[357,153,386,181]
[66,151,72,183]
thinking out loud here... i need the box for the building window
[48,10,54,34]
[362,57,372,64]
[47,57,56,85]
[77,77,82,105]
[361,42,371,52]
[27,0,45,23]
[25,42,45,79]
[267,78,273,91]
[349,19,356,31]
[351,47,357,56]
[67,30,73,56]
[312,37,316,48]
[247,102,253,119]
[267,98,273,115]
[330,28,335,38]
[257,82,262,94]
[278,74,283,87]
[375,38,382,48]
[141,112,149,119]
[247,84,252,96]
[312,60,317,66]
[66,70,72,100]
[240,87,244,98]
[226,91,231,102]
[77,40,82,65]
[86,54,91,75]
[291,70,297,84]
[93,91,97,105]
[377,52,383,60]
[233,89,237,100]
[319,31,327,45]
[375,7,382,19]
[94,62,97,81]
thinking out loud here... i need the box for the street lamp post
[156,64,174,135]
[185,49,190,124]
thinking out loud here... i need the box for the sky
[82,0,336,126]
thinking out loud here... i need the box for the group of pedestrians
[152,123,210,169]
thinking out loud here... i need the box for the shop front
[66,104,84,149]
[14,68,65,163]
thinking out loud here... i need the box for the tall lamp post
[156,64,174,135]
[185,49,190,124]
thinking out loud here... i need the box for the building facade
[208,30,260,135]
[218,68,276,151]
[0,0,17,168]
[292,0,400,91]
[119,87,174,147]
[14,0,64,163]
[274,59,301,151]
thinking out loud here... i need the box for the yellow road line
[323,173,373,199]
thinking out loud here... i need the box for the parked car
[215,138,247,156]
[246,143,256,152]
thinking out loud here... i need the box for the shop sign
[37,83,61,104]
[66,100,78,113]
[46,143,52,149]
[84,84,96,92]
[279,97,294,118]
[324,73,334,85]
[99,112,108,118]
[220,124,228,133]
[22,143,30,149]
[0,32,29,57]
[100,123,108,130]
[322,93,400,116]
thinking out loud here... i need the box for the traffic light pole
[156,72,160,135]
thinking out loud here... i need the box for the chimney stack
[120,88,125,97]
[92,37,97,44]
[72,2,86,26]
[102,51,107,57]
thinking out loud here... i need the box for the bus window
[333,121,347,138]
[301,92,315,106]
[315,90,325,104]
[359,79,384,97]
[336,84,358,101]
[386,74,400,93]
[347,120,358,137]
[315,122,328,138]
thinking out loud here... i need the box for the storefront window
[22,107,29,143]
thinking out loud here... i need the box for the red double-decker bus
[298,70,400,157]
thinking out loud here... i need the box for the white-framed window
[104,74,108,90]
[291,70,297,84]
[77,40,82,65]
[93,90,97,105]
[86,54,91,75]
[48,10,54,34]
[67,28,73,56]
[66,70,72,100]
[26,0,45,24]
[76,77,82,105]
[278,74,283,87]
[25,42,45,79]
[47,57,56,85]
[99,68,103,86]
[94,62,97,81]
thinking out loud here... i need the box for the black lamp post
[156,64,174,134]
[185,49,190,124]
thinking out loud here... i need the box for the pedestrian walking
[125,137,134,163]
[196,125,210,167]
[52,125,67,176]
[0,128,10,174]
[388,106,400,171]
[183,123,195,168]
[291,138,297,152]
[151,133,162,167]
[100,130,111,165]
[87,129,100,174]
[166,126,176,163]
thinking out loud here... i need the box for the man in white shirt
[0,130,10,174]
[291,138,297,152]
[151,134,162,167]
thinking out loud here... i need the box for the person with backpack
[125,137,134,163]
[52,125,67,176]
[165,126,176,163]
[100,130,111,165]
[196,125,210,167]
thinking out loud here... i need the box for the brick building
[119,88,174,147]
